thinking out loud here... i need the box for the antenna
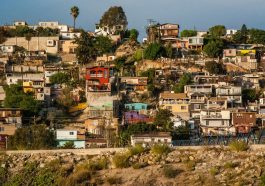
[147,19,156,26]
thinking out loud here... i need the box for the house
[56,130,85,148]
[232,112,256,133]
[159,92,190,120]
[86,92,120,119]
[6,73,44,85]
[86,138,107,148]
[125,103,148,111]
[242,74,260,89]
[86,66,114,92]
[223,49,237,62]
[84,118,106,135]
[183,37,204,50]
[95,24,126,36]
[147,23,179,43]
[184,84,213,97]
[0,124,17,136]
[159,92,189,112]
[59,40,78,54]
[226,29,237,37]
[0,108,22,126]
[131,132,172,146]
[207,97,228,110]
[3,36,59,54]
[60,32,81,40]
[0,108,22,136]
[124,111,153,124]
[200,109,235,136]
[235,50,258,71]
[215,86,242,106]
[120,77,148,92]
[0,86,6,105]
[0,45,15,54]
[158,23,180,39]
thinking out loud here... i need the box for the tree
[242,89,258,105]
[165,43,174,58]
[100,6,128,28]
[50,72,71,85]
[203,39,224,58]
[0,27,7,44]
[209,25,226,37]
[205,61,226,74]
[129,29,139,41]
[70,6,79,29]
[4,84,41,117]
[180,30,197,37]
[248,29,265,44]
[154,109,174,131]
[25,33,32,51]
[233,24,248,44]
[74,30,97,64]
[94,35,113,55]
[62,141,75,149]
[173,73,192,93]
[144,43,166,60]
[7,125,56,150]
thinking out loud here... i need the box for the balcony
[90,74,103,78]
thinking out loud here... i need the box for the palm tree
[25,33,32,51]
[70,6,79,30]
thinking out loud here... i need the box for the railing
[90,74,103,78]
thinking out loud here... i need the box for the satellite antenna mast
[147,19,156,26]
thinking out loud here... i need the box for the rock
[39,163,45,168]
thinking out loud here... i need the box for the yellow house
[23,81,34,93]
[159,92,190,114]
[59,40,78,54]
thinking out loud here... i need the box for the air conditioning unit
[47,40,55,47]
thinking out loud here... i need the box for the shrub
[106,176,122,185]
[132,162,148,169]
[224,162,238,169]
[209,167,219,176]
[151,144,171,156]
[128,144,145,156]
[63,166,91,186]
[260,174,265,186]
[62,141,75,149]
[162,165,179,178]
[228,140,248,152]
[185,160,196,171]
[88,157,108,171]
[112,153,130,168]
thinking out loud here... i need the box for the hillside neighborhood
[1,6,265,150]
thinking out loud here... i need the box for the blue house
[125,103,148,111]
[56,130,85,149]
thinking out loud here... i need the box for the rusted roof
[160,92,188,99]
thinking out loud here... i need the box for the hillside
[1,145,265,185]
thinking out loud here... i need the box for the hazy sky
[1,0,265,39]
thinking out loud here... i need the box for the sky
[1,0,265,40]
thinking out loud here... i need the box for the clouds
[1,0,265,39]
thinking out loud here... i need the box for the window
[0,127,4,131]
[69,132,74,135]
[181,106,187,110]
[142,105,145,110]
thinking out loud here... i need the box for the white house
[0,45,15,54]
[131,132,172,146]
[56,130,85,149]
[60,32,81,40]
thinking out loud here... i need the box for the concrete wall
[3,37,59,54]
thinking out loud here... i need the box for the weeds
[228,140,248,152]
[151,144,171,156]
